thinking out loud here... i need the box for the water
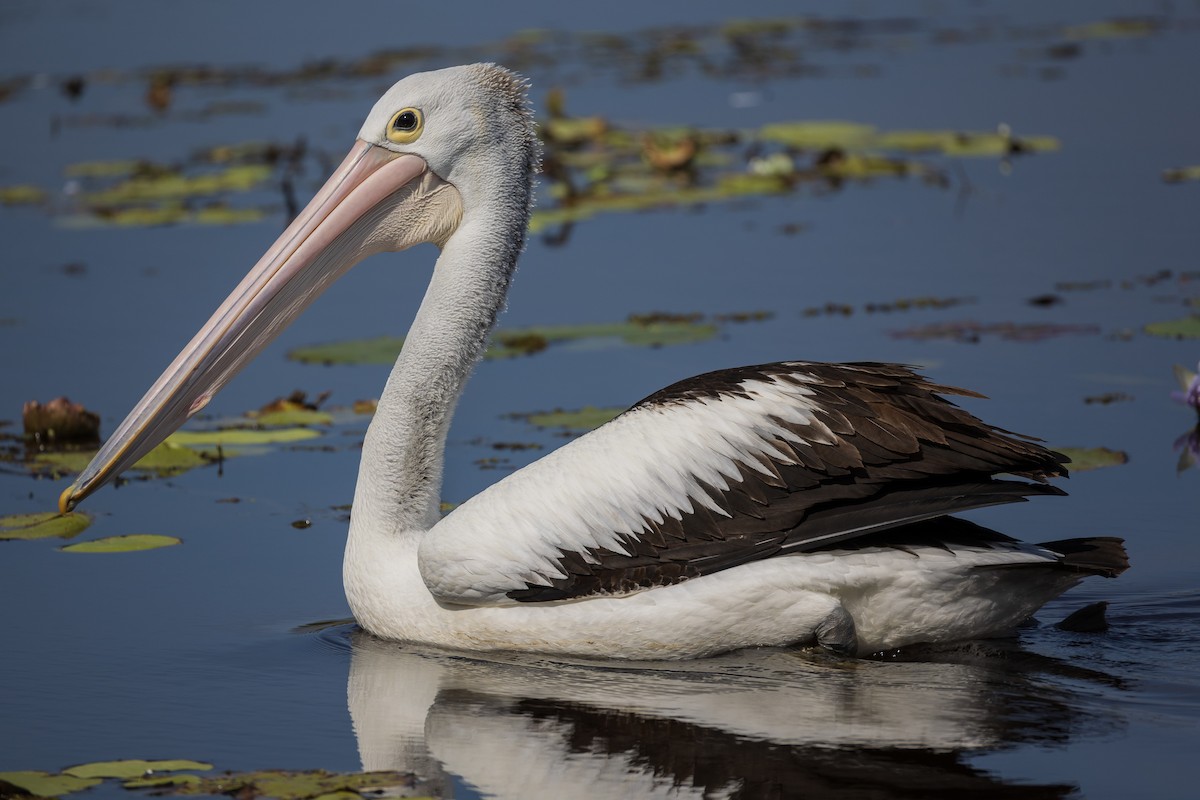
[2,1,1198,797]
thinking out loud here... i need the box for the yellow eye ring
[386,107,424,144]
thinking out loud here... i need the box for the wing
[417,361,1068,605]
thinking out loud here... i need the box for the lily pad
[1162,165,1200,184]
[521,406,625,432]
[1144,316,1200,339]
[0,511,90,541]
[166,428,320,446]
[0,771,102,796]
[61,534,182,553]
[289,319,719,366]
[1056,447,1129,472]
[65,759,213,780]
[0,184,48,205]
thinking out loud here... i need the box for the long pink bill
[60,142,428,512]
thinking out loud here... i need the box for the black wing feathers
[507,361,1071,603]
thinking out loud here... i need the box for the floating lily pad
[1162,165,1200,184]
[0,771,102,796]
[288,336,405,366]
[1065,19,1158,40]
[83,165,271,205]
[289,318,720,366]
[167,428,320,446]
[65,759,213,780]
[521,406,625,432]
[0,511,91,541]
[1056,447,1129,472]
[1144,316,1200,339]
[760,121,876,149]
[61,534,182,553]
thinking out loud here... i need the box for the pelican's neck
[349,201,525,542]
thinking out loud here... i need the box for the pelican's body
[61,64,1126,659]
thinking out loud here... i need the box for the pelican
[58,64,1127,659]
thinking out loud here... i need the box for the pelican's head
[59,63,536,512]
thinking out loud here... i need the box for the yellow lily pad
[65,759,213,779]
[0,184,48,205]
[61,534,182,553]
[0,511,90,541]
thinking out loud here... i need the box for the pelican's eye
[387,108,424,144]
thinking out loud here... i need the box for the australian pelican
[59,64,1126,658]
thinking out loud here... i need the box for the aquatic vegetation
[890,320,1100,344]
[60,534,182,553]
[1162,165,1200,183]
[510,406,625,433]
[22,396,100,444]
[288,315,725,365]
[1144,316,1200,339]
[1055,447,1129,472]
[0,762,422,800]
[0,511,90,541]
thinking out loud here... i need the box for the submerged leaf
[0,511,90,541]
[61,534,182,553]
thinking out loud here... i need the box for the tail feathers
[1038,537,1129,578]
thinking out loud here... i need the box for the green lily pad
[288,336,406,366]
[289,319,719,366]
[65,759,213,779]
[1144,315,1200,339]
[31,440,217,480]
[61,534,182,553]
[0,511,90,541]
[1057,447,1129,472]
[252,408,334,427]
[523,406,625,432]
[166,428,320,446]
[0,771,102,796]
